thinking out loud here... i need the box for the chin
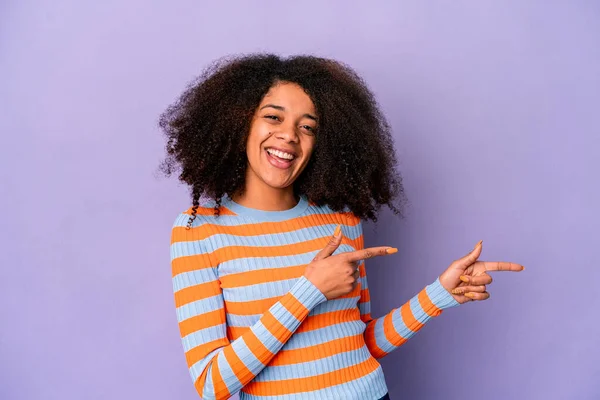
[260,174,296,190]
[264,180,294,190]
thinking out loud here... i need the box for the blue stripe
[250,320,285,354]
[358,301,371,318]
[373,316,396,354]
[225,296,360,326]
[172,268,217,292]
[173,203,349,228]
[216,351,242,395]
[268,300,301,331]
[426,277,461,309]
[391,305,414,340]
[182,324,227,353]
[170,237,358,261]
[221,194,309,222]
[170,238,209,260]
[283,321,365,350]
[224,278,296,302]
[198,224,360,249]
[176,295,222,322]
[410,295,431,324]
[231,335,266,375]
[310,296,360,315]
[218,244,357,277]
[226,313,261,327]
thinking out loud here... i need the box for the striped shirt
[170,194,459,399]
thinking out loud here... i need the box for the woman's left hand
[439,240,525,304]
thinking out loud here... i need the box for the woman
[160,54,524,400]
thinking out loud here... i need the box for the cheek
[247,123,271,148]
[245,128,265,157]
[302,139,316,161]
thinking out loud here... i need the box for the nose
[274,123,299,143]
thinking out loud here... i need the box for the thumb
[454,240,483,270]
[312,224,343,261]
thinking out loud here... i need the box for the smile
[265,148,296,169]
[266,148,295,160]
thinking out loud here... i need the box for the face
[244,81,318,193]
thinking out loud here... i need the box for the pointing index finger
[345,246,396,262]
[484,261,525,272]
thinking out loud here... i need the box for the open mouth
[265,147,296,169]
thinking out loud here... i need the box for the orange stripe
[358,262,366,276]
[223,345,254,384]
[361,312,373,324]
[240,329,274,364]
[226,286,312,317]
[295,309,360,333]
[179,308,225,338]
[261,310,291,343]
[172,229,358,278]
[364,321,386,359]
[226,297,321,339]
[172,212,359,243]
[279,292,311,321]
[175,280,220,307]
[185,337,229,368]
[211,354,230,399]
[194,367,209,397]
[400,301,423,332]
[182,205,238,216]
[269,334,365,366]
[225,297,280,315]
[335,284,362,299]
[171,253,215,277]
[359,288,370,303]
[220,265,305,288]
[418,288,442,317]
[227,325,248,340]
[383,310,407,347]
[244,356,381,396]
[214,237,329,264]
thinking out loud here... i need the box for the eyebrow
[259,104,318,121]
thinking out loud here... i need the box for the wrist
[427,278,461,310]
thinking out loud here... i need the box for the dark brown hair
[159,53,407,227]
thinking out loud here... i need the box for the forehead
[260,82,315,111]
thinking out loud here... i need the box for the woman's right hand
[303,224,397,300]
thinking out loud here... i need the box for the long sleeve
[170,214,327,400]
[347,216,460,359]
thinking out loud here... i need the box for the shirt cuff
[426,277,460,310]
[289,275,328,310]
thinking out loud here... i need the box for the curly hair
[159,53,408,227]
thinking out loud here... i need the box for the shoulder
[306,199,362,229]
[174,198,237,227]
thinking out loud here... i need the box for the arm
[347,217,460,359]
[171,214,327,399]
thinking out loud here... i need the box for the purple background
[2,1,599,399]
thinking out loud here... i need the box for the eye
[264,115,280,121]
[301,125,316,134]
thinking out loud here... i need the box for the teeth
[267,148,294,160]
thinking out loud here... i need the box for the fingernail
[386,248,398,254]
[459,275,469,283]
[334,224,341,237]
[474,240,482,250]
[451,288,463,295]
[465,292,475,298]
[522,266,526,271]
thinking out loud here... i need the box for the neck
[232,174,299,211]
